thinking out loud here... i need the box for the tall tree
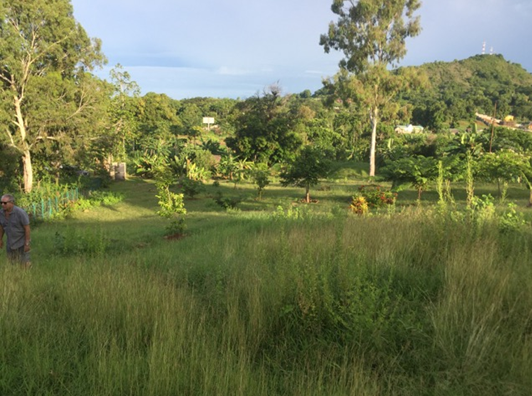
[106,64,141,160]
[320,0,421,176]
[0,0,105,192]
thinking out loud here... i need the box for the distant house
[395,124,424,134]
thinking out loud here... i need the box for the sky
[71,0,532,100]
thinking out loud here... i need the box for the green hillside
[399,55,532,129]
[420,54,532,89]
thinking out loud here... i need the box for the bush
[179,177,205,199]
[213,192,242,209]
[350,195,369,214]
[355,185,397,208]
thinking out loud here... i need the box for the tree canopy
[0,0,106,192]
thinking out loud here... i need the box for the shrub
[354,185,397,209]
[179,177,205,199]
[213,191,242,209]
[350,195,369,214]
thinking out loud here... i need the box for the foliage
[349,195,369,214]
[216,154,239,180]
[381,155,438,200]
[53,227,110,256]
[179,177,205,199]
[280,146,332,203]
[0,0,106,192]
[135,92,181,141]
[132,151,169,179]
[226,84,303,164]
[406,55,532,122]
[320,0,422,176]
[354,185,397,208]
[155,168,187,235]
[81,190,125,207]
[13,180,122,220]
[476,150,529,184]
[498,203,526,233]
[102,64,141,161]
[213,191,242,210]
[271,202,314,220]
[250,164,271,199]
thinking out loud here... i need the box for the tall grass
[1,180,531,395]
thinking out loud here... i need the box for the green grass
[1,175,532,395]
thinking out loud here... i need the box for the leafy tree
[517,156,532,206]
[320,0,422,177]
[136,93,181,143]
[216,154,239,181]
[226,84,302,164]
[154,165,187,236]
[250,163,270,200]
[0,0,106,192]
[280,146,331,203]
[381,155,438,200]
[476,151,529,199]
[176,102,202,138]
[106,64,141,160]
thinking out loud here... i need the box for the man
[0,194,31,268]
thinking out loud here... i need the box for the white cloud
[216,67,251,76]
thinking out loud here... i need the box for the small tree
[280,146,331,203]
[250,163,271,200]
[477,151,526,200]
[519,158,532,207]
[381,155,438,201]
[217,154,239,181]
[154,166,187,236]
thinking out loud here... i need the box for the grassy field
[1,174,532,395]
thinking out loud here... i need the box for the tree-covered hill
[420,54,532,89]
[400,54,532,130]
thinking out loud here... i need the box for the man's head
[1,194,15,211]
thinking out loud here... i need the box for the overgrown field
[1,178,532,395]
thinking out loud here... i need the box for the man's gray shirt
[0,206,30,250]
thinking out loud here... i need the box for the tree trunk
[13,94,33,193]
[22,150,33,193]
[305,185,310,203]
[369,107,379,177]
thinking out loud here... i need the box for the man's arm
[0,224,4,249]
[23,224,30,252]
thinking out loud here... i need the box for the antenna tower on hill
[482,41,486,54]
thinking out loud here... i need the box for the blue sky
[71,0,532,100]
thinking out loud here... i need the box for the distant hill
[401,55,532,128]
[418,54,532,90]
